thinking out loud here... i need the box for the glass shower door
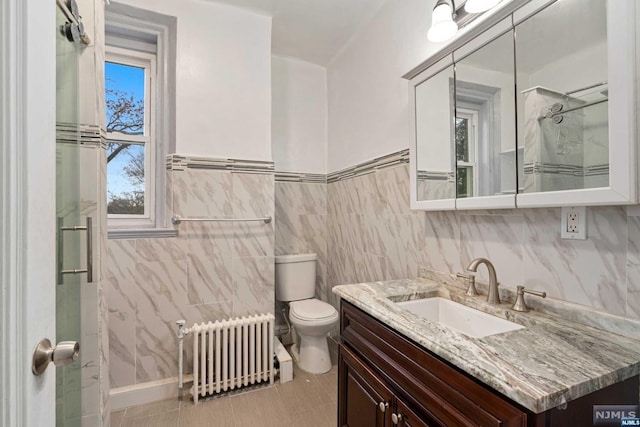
[56,5,100,426]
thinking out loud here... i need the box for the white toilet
[275,253,338,374]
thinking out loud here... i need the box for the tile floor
[110,364,338,427]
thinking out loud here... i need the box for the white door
[2,1,61,426]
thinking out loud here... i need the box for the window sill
[108,227,177,240]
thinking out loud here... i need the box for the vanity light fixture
[427,0,458,42]
[427,0,503,43]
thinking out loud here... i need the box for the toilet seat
[290,299,337,321]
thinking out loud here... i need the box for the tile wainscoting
[274,175,329,339]
[107,148,640,395]
[275,179,328,301]
[107,156,275,389]
[326,149,640,322]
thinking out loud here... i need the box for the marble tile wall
[274,180,328,335]
[108,148,640,390]
[521,87,612,193]
[275,181,328,301]
[75,0,109,422]
[98,146,110,427]
[107,166,274,389]
[416,177,455,201]
[327,158,640,322]
[327,165,427,309]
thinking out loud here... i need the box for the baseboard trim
[110,375,192,411]
[112,338,293,410]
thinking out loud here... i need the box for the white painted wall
[117,0,272,160]
[272,55,328,174]
[325,0,542,174]
[326,0,519,172]
[327,0,432,172]
[78,0,106,129]
[525,43,607,94]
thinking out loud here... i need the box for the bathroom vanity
[334,278,640,426]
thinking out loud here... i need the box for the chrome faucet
[466,258,501,305]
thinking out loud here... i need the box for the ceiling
[207,0,387,66]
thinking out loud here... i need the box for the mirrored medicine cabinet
[406,0,637,211]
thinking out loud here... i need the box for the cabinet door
[514,0,637,207]
[341,301,528,427]
[394,399,433,427]
[453,18,517,210]
[409,55,457,211]
[339,344,393,427]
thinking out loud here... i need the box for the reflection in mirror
[516,0,608,194]
[455,30,516,198]
[415,63,456,201]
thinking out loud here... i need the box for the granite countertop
[332,275,640,413]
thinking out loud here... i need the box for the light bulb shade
[427,2,458,42]
[464,0,501,13]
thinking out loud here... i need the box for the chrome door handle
[392,413,403,425]
[57,216,93,284]
[379,401,389,412]
[32,338,79,376]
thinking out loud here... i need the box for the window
[456,109,479,198]
[106,48,155,224]
[105,3,176,237]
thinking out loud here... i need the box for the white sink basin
[396,297,524,338]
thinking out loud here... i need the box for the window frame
[105,3,176,238]
[105,46,157,228]
[456,108,479,197]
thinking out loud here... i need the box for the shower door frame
[1,0,58,426]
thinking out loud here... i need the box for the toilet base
[290,334,332,374]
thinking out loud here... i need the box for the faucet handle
[456,272,479,296]
[511,285,547,312]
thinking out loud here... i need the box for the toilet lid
[290,299,337,321]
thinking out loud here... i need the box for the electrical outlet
[561,206,586,240]
[567,212,579,233]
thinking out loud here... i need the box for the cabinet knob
[392,413,403,425]
[378,401,389,412]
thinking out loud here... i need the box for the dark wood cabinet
[339,344,392,427]
[340,345,436,427]
[338,300,639,427]
[395,399,433,427]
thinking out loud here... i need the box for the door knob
[392,413,403,425]
[379,401,389,412]
[32,338,79,376]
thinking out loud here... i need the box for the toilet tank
[275,253,317,302]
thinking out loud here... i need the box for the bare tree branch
[107,142,131,163]
[106,87,144,137]
[105,77,146,213]
[123,150,144,186]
